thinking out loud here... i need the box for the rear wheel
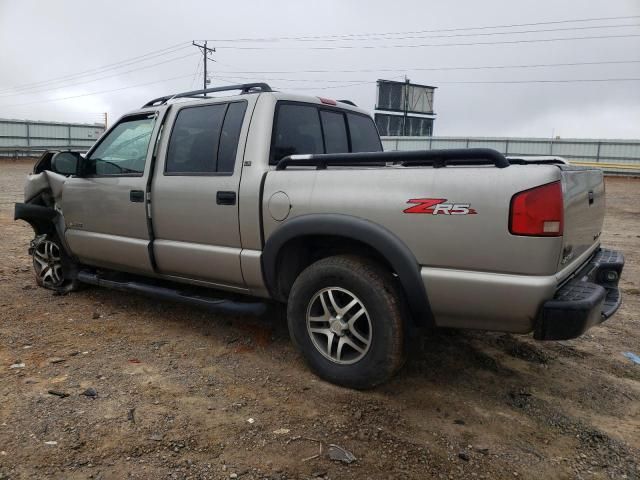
[32,235,80,293]
[287,255,406,389]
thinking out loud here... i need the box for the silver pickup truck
[15,83,624,388]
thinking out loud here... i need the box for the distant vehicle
[15,83,624,388]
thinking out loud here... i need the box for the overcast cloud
[0,0,639,138]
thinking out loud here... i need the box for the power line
[206,15,640,42]
[217,74,640,86]
[0,42,191,94]
[190,57,203,89]
[288,78,640,90]
[215,33,640,51]
[212,74,640,92]
[0,52,199,98]
[0,73,195,109]
[210,23,640,44]
[211,59,640,75]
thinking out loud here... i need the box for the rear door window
[347,113,382,153]
[166,101,246,175]
[271,104,324,164]
[320,110,349,154]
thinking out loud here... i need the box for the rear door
[61,112,160,273]
[151,99,250,288]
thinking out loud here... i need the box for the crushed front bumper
[534,248,624,340]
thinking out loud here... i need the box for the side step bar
[77,271,268,317]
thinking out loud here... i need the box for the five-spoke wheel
[288,255,406,389]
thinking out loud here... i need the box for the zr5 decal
[403,198,477,215]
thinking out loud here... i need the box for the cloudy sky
[1,0,639,139]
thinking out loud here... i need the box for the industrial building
[0,118,105,158]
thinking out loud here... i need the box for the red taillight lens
[509,181,564,236]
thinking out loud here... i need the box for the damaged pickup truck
[15,83,624,388]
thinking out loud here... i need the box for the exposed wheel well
[274,235,400,301]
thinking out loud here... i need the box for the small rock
[9,363,25,369]
[81,387,98,398]
[150,433,164,441]
[458,452,470,462]
[229,474,238,479]
[247,418,255,424]
[272,428,290,435]
[47,357,65,364]
[44,441,58,446]
[92,311,101,319]
[454,419,466,425]
[328,444,356,464]
[24,378,39,384]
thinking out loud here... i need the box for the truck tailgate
[559,165,605,272]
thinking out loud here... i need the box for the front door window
[85,114,156,176]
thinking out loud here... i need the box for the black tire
[287,255,406,389]
[32,234,81,294]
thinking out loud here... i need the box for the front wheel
[32,235,80,293]
[287,255,406,389]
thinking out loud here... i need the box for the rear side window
[271,104,323,163]
[320,110,349,154]
[347,113,382,153]
[166,101,246,174]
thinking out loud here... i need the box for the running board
[76,271,268,316]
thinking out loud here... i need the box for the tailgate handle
[588,191,594,205]
[216,191,236,205]
[130,190,145,203]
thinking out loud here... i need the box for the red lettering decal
[403,198,447,214]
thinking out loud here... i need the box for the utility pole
[192,40,216,95]
[402,76,410,136]
[103,112,108,129]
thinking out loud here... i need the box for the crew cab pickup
[15,83,624,388]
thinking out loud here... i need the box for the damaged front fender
[15,169,73,257]
[24,170,68,204]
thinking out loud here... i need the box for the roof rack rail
[338,100,357,106]
[142,83,273,108]
[276,148,510,170]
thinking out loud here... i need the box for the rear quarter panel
[262,165,564,276]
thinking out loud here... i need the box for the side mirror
[51,151,82,176]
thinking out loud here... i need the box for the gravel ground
[1,159,639,480]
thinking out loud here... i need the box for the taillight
[509,181,564,236]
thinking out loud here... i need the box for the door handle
[130,190,145,203]
[216,191,236,205]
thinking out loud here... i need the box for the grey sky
[1,0,639,138]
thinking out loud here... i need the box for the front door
[150,99,250,289]
[61,112,160,274]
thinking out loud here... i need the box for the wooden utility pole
[192,41,216,95]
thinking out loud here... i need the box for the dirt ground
[0,159,638,480]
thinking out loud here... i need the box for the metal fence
[0,118,105,158]
[381,136,640,175]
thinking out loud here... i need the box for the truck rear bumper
[534,248,624,340]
